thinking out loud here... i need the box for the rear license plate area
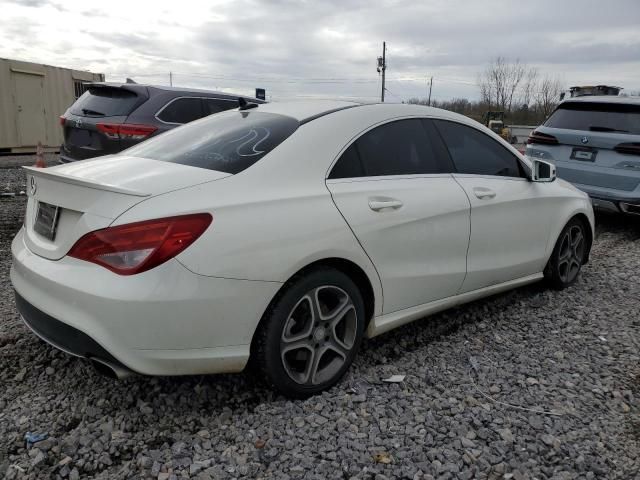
[68,128,93,146]
[570,147,597,162]
[34,202,60,241]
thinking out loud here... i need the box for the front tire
[253,267,365,398]
[545,217,587,289]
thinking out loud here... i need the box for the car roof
[86,82,262,101]
[560,95,640,106]
[256,100,362,121]
[255,100,471,124]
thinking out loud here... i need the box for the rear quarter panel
[111,114,386,316]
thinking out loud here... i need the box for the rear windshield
[124,111,299,174]
[544,102,640,135]
[70,87,140,117]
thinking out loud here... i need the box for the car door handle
[473,187,496,199]
[368,198,403,211]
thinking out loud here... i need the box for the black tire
[252,267,365,398]
[544,217,588,290]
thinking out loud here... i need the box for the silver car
[525,96,640,215]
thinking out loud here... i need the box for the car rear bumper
[10,228,281,376]
[15,291,136,376]
[573,185,640,215]
[525,143,640,214]
[59,153,77,164]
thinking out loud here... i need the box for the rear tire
[544,217,587,290]
[253,267,365,398]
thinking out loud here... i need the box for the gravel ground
[0,165,639,480]
[0,154,59,170]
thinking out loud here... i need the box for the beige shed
[0,58,104,153]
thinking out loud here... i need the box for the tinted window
[329,144,364,179]
[158,98,204,124]
[125,111,299,174]
[329,119,446,179]
[434,120,523,177]
[544,102,640,135]
[70,87,139,117]
[204,98,236,116]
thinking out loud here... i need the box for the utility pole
[169,71,173,86]
[377,42,386,102]
[427,76,433,106]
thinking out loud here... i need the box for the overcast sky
[1,0,639,102]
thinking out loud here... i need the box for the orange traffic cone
[34,141,46,168]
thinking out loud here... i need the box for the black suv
[59,83,264,163]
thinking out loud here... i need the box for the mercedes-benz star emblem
[581,136,589,144]
[29,176,37,196]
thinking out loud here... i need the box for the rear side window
[329,143,364,178]
[544,102,640,135]
[158,98,204,124]
[70,87,139,117]
[329,119,448,179]
[124,111,299,174]
[204,98,237,116]
[434,120,523,177]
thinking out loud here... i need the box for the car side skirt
[367,272,544,338]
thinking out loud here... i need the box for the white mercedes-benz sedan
[11,100,594,397]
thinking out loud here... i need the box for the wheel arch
[572,212,593,264]
[249,257,377,356]
[547,212,593,267]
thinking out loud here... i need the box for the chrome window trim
[326,173,452,184]
[154,96,238,125]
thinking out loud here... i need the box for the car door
[326,118,471,314]
[432,119,556,293]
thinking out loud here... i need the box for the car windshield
[70,87,140,117]
[544,101,640,135]
[124,111,299,174]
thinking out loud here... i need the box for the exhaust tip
[89,358,135,380]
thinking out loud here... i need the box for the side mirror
[530,159,556,182]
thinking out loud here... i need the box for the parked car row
[60,82,640,219]
[59,83,263,162]
[13,100,595,397]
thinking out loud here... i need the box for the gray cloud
[1,0,639,101]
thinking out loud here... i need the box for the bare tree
[521,67,539,108]
[479,57,538,113]
[534,76,564,118]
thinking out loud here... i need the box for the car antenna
[238,97,259,111]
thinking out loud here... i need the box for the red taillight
[96,123,158,140]
[68,213,212,275]
[527,131,559,145]
[118,124,158,139]
[59,116,66,126]
[614,142,640,156]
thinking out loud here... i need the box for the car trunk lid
[23,156,230,260]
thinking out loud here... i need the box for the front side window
[158,98,204,124]
[434,120,523,178]
[329,119,446,179]
[125,111,299,174]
